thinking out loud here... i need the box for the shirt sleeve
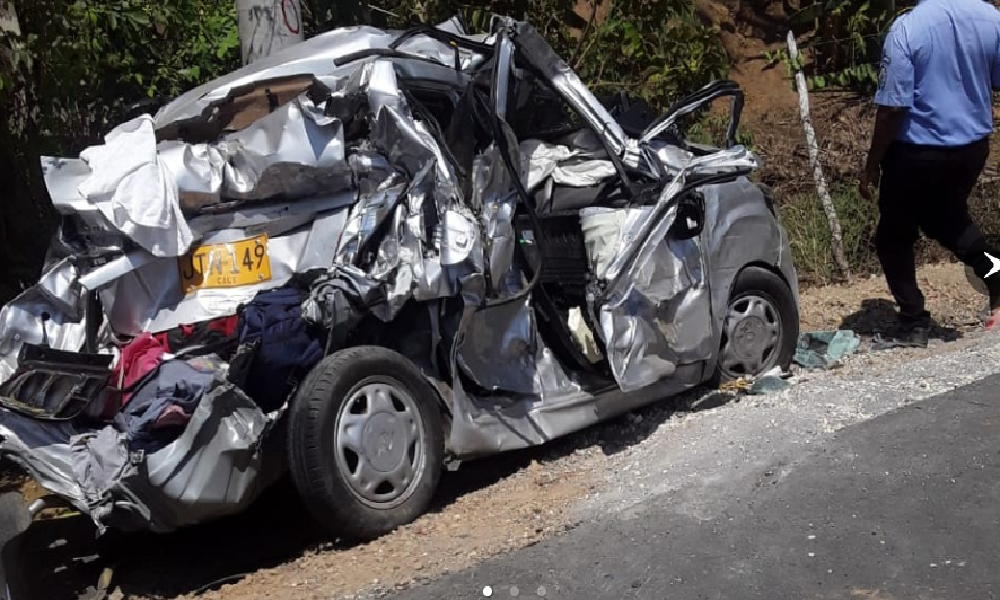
[875,22,914,108]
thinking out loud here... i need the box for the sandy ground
[7,260,994,600]
[797,261,986,333]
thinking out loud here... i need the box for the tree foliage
[2,0,240,153]
[303,0,730,112]
[765,0,905,92]
[0,0,240,302]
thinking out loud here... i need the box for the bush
[767,0,906,93]
[778,185,879,284]
[3,1,240,153]
[0,0,240,304]
[309,0,731,113]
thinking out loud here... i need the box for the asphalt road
[390,372,1000,600]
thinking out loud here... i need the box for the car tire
[0,491,31,600]
[287,346,445,542]
[714,266,799,383]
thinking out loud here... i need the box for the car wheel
[0,491,31,600]
[716,266,799,382]
[287,346,445,542]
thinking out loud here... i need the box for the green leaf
[127,10,150,25]
[217,28,239,59]
[178,65,201,80]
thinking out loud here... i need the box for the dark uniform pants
[876,136,1000,324]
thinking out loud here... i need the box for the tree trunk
[236,0,306,66]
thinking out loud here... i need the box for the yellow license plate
[178,234,272,294]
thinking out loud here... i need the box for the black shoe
[896,324,929,348]
[872,322,929,350]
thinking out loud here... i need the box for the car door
[585,82,757,392]
[509,25,758,392]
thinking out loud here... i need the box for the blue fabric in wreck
[113,357,220,454]
[237,285,324,412]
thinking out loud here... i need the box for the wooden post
[786,31,852,282]
[236,0,305,66]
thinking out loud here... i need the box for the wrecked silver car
[0,14,799,568]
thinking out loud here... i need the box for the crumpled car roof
[154,16,490,127]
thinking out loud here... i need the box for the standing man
[860,0,1000,347]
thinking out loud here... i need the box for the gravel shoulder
[10,260,1000,600]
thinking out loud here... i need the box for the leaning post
[786,30,852,282]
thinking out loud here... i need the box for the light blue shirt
[876,0,1000,146]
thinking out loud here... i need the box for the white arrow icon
[986,252,1000,278]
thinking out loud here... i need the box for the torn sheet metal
[210,96,350,201]
[580,147,757,392]
[46,95,352,259]
[335,177,408,266]
[38,24,485,268]
[0,259,88,383]
[457,298,539,395]
[519,139,616,192]
[354,60,484,311]
[445,361,705,457]
[649,140,697,173]
[510,22,628,160]
[155,20,488,128]
[77,380,275,534]
[74,116,193,258]
[601,146,759,305]
[456,294,598,398]
[0,372,275,534]
[301,264,388,340]
[157,94,356,210]
[581,205,713,391]
[41,157,107,216]
[0,415,91,514]
[472,147,519,292]
[23,19,491,355]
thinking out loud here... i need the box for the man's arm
[991,25,1000,90]
[863,106,907,175]
[860,21,913,199]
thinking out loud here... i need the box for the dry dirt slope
[6,260,991,600]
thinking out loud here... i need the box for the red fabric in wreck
[152,404,192,429]
[105,332,166,420]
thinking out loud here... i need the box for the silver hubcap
[720,293,782,377]
[335,378,425,508]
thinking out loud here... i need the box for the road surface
[390,374,1000,600]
